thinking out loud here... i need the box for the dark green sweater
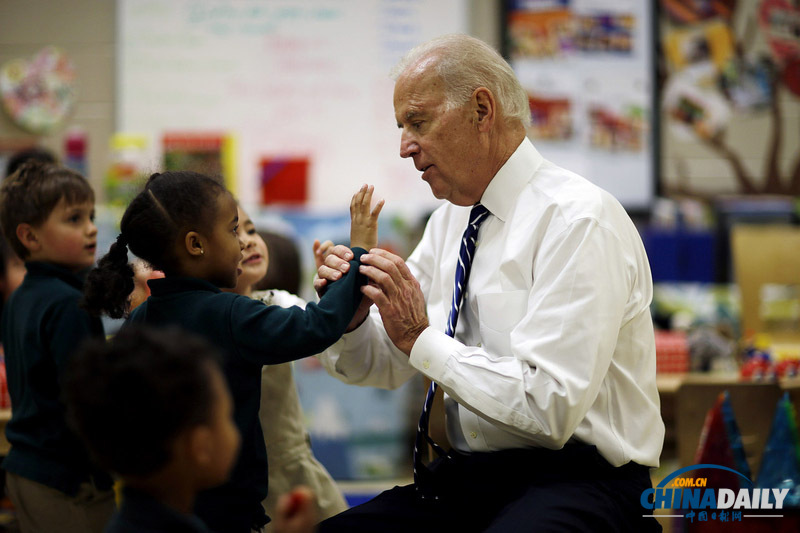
[1,261,111,495]
[106,487,211,533]
[125,247,366,533]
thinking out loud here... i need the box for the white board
[117,0,468,212]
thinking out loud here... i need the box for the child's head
[64,325,240,490]
[253,230,302,294]
[83,171,243,318]
[4,146,57,178]
[0,161,96,272]
[230,205,269,296]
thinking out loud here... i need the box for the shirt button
[470,431,478,439]
[477,342,482,348]
[423,361,430,369]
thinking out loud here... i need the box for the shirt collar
[147,276,221,296]
[480,137,543,222]
[23,261,87,291]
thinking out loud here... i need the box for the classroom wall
[0,0,500,201]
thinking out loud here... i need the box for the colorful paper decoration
[694,392,751,490]
[0,47,76,134]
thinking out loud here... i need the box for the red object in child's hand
[284,491,306,516]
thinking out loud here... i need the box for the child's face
[202,193,244,288]
[233,206,269,294]
[201,365,240,487]
[129,259,164,311]
[31,197,97,272]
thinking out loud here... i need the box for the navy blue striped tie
[413,203,489,498]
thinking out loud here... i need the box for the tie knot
[469,203,489,230]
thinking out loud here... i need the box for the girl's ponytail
[81,233,135,318]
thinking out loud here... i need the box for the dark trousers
[318,445,662,533]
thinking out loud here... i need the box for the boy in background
[64,325,316,533]
[0,161,113,532]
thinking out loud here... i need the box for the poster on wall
[505,0,657,211]
[659,0,800,198]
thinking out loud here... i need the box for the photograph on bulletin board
[659,0,800,198]
[503,0,658,211]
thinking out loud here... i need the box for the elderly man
[315,34,663,532]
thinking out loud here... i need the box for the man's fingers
[317,264,343,282]
[322,246,353,273]
[361,283,389,308]
[360,250,407,282]
[358,263,396,293]
[366,248,415,280]
[328,244,354,261]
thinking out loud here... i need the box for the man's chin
[427,182,448,201]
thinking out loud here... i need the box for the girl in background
[82,171,382,533]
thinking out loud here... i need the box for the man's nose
[399,131,419,159]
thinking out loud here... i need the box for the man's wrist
[399,321,428,356]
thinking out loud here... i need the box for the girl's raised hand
[349,184,384,251]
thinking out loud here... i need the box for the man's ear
[16,223,40,254]
[472,87,496,132]
[184,231,205,258]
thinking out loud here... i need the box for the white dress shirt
[319,138,664,468]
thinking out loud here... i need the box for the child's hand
[272,486,317,533]
[350,184,384,251]
[312,239,335,270]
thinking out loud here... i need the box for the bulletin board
[116,0,468,212]
[504,0,658,211]
[658,0,800,198]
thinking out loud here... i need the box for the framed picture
[503,0,659,212]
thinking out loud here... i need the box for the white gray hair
[391,34,531,128]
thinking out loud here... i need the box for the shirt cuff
[409,327,461,382]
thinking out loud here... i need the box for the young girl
[225,206,348,530]
[82,171,382,533]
